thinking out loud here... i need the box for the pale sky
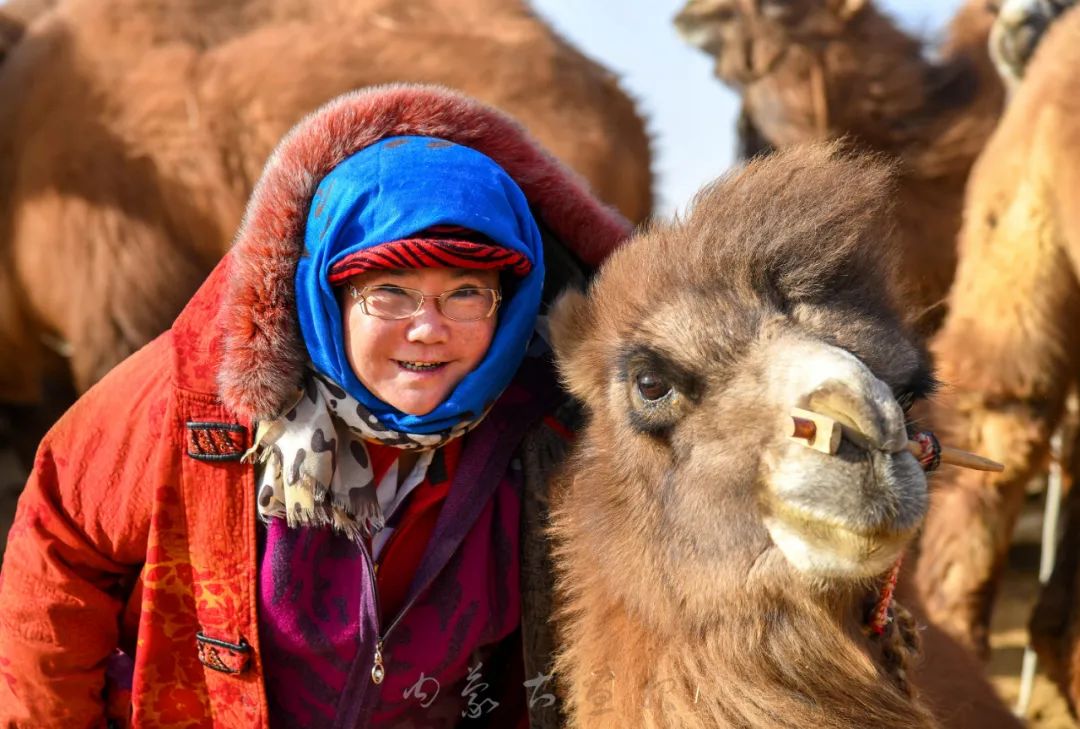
[531,1,967,215]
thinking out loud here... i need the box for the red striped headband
[328,225,532,284]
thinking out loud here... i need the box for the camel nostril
[803,380,895,452]
[768,339,909,454]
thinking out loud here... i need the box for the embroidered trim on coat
[185,422,248,462]
[196,632,251,674]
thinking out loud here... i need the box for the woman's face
[340,267,500,416]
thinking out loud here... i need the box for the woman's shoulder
[46,332,179,452]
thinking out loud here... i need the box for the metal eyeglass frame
[346,283,502,321]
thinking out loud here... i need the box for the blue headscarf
[295,136,545,435]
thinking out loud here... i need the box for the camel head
[989,0,1077,91]
[674,0,868,87]
[550,144,934,624]
[673,0,945,155]
[673,0,878,152]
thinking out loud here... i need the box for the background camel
[673,0,1004,335]
[990,0,1078,91]
[546,144,1020,729]
[0,0,652,420]
[917,1,1080,680]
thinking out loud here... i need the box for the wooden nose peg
[787,408,1004,473]
[788,408,843,454]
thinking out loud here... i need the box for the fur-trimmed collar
[218,83,632,422]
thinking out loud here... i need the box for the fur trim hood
[217,83,633,423]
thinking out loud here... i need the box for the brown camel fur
[548,144,943,728]
[917,4,1080,667]
[674,0,1005,335]
[0,0,652,412]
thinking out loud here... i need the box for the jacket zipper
[358,540,444,687]
[358,544,387,685]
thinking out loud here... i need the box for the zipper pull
[371,640,386,685]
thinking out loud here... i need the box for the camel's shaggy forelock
[554,143,921,409]
[217,83,631,422]
[549,144,939,728]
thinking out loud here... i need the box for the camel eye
[622,350,699,436]
[637,373,673,402]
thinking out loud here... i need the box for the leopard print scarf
[248,368,484,541]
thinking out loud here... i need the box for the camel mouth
[674,19,724,55]
[761,443,928,579]
[762,497,917,579]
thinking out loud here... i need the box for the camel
[0,0,652,417]
[545,144,1021,728]
[917,2,1080,674]
[672,0,1080,668]
[673,0,1005,335]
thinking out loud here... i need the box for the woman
[0,85,631,727]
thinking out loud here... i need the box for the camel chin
[764,517,912,579]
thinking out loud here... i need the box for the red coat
[0,85,630,727]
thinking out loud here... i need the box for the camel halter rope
[734,0,832,139]
[787,409,1004,635]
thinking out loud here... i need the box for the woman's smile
[395,359,448,373]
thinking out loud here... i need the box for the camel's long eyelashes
[894,368,940,434]
[894,366,939,412]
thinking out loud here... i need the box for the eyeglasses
[347,284,502,321]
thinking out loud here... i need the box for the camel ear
[548,287,598,401]
[548,287,591,365]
